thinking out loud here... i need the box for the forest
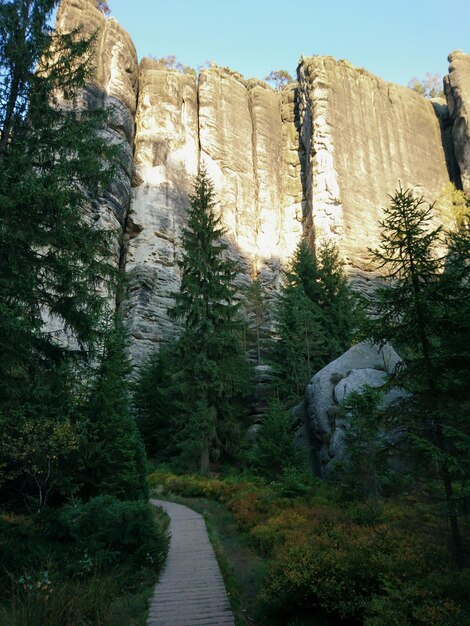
[0,1,469,625]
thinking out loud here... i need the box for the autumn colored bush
[149,471,470,625]
[258,519,461,624]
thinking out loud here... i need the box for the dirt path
[148,499,236,626]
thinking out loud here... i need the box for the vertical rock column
[280,83,304,272]
[298,56,451,293]
[122,61,199,364]
[445,51,470,195]
[56,0,138,267]
[198,66,257,283]
[198,69,303,289]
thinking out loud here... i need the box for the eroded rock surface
[56,0,138,267]
[122,60,199,363]
[445,51,470,195]
[54,0,469,371]
[302,342,403,475]
[298,56,452,296]
[124,65,303,361]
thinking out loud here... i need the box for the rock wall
[123,64,303,363]
[55,1,470,367]
[298,56,452,295]
[122,60,199,363]
[56,0,138,266]
[445,51,470,195]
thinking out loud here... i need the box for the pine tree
[249,397,303,479]
[366,185,470,567]
[272,238,355,402]
[0,0,118,508]
[80,318,148,502]
[243,277,269,363]
[133,342,178,460]
[168,168,250,474]
[0,0,117,384]
[316,240,357,359]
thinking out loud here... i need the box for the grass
[0,504,169,626]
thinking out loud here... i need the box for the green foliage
[80,318,148,502]
[151,54,196,76]
[259,521,462,625]
[0,0,117,379]
[248,398,303,479]
[242,277,269,363]
[167,168,251,473]
[51,496,167,571]
[133,342,177,460]
[0,0,120,509]
[272,238,356,402]
[0,502,169,626]
[364,185,470,566]
[264,69,293,90]
[408,73,444,99]
[151,471,470,625]
[335,386,403,502]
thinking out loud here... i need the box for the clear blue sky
[107,0,469,87]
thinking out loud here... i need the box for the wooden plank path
[148,499,236,626]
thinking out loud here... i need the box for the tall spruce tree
[243,277,269,363]
[0,0,118,508]
[80,317,148,502]
[168,168,250,474]
[272,238,355,402]
[133,342,177,460]
[365,185,470,567]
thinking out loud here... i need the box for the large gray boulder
[303,342,403,475]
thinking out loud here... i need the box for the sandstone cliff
[54,0,470,367]
[56,0,138,266]
[445,51,470,195]
[298,56,452,294]
[123,63,303,363]
[123,60,199,363]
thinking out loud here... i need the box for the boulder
[303,342,403,475]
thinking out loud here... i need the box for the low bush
[150,470,470,626]
[259,520,456,624]
[0,497,169,625]
[45,495,168,573]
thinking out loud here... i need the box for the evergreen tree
[365,185,470,567]
[133,342,177,461]
[0,0,118,508]
[249,397,303,479]
[316,240,357,359]
[272,238,355,402]
[80,318,148,502]
[243,277,269,363]
[168,168,250,474]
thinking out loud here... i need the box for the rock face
[298,56,452,295]
[445,51,470,195]
[122,60,199,363]
[56,0,138,266]
[123,64,303,363]
[55,1,470,368]
[302,342,403,475]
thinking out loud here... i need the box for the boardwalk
[148,499,236,626]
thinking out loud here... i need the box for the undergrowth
[149,469,470,626]
[0,497,169,626]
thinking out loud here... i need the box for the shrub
[259,520,447,623]
[52,496,168,573]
